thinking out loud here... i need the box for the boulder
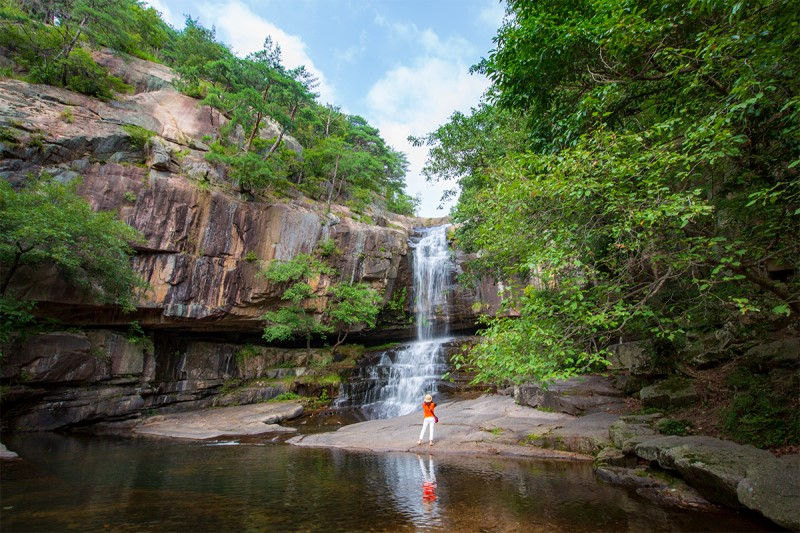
[737,454,800,531]
[607,341,650,372]
[639,378,697,409]
[634,435,775,507]
[9,386,146,431]
[543,412,618,453]
[145,136,173,171]
[594,447,634,467]
[514,375,627,416]
[609,414,659,453]
[742,337,800,371]
[0,332,109,384]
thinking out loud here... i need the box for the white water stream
[338,225,454,418]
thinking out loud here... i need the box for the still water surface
[1,431,778,532]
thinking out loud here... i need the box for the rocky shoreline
[5,382,795,530]
[2,396,798,530]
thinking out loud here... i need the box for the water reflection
[0,432,780,532]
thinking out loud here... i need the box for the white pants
[419,416,435,442]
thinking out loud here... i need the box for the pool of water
[0,431,779,532]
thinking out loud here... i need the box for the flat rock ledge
[132,402,304,440]
[610,417,800,531]
[0,442,19,459]
[288,395,606,460]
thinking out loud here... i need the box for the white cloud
[364,18,490,216]
[366,57,489,217]
[196,0,337,105]
[479,0,506,29]
[142,0,181,27]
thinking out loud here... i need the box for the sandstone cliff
[0,51,500,430]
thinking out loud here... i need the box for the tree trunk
[326,154,341,213]
[263,103,298,161]
[244,81,273,152]
[331,331,348,354]
[734,266,800,315]
[244,111,263,153]
[57,15,88,60]
[1,244,31,296]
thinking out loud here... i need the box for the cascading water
[336,225,454,419]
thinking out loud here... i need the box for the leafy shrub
[59,107,74,123]
[122,125,156,151]
[722,372,799,448]
[126,321,154,355]
[316,238,338,258]
[29,49,131,99]
[270,392,301,402]
[235,344,262,364]
[657,418,691,436]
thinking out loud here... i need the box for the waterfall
[339,225,454,419]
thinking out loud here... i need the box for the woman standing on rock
[417,394,438,446]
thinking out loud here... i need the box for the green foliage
[261,252,382,353]
[0,298,35,346]
[0,1,141,98]
[235,344,262,364]
[310,353,333,369]
[0,127,19,145]
[125,320,153,355]
[262,254,334,350]
[326,281,382,351]
[0,175,146,318]
[385,287,407,313]
[270,391,301,402]
[429,0,800,386]
[244,251,259,262]
[316,238,338,258]
[722,370,799,448]
[59,107,74,123]
[657,418,691,437]
[121,125,156,151]
[263,253,333,285]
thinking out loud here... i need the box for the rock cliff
[0,51,500,430]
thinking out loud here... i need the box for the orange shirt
[422,401,436,418]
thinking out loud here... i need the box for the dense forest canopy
[0,0,419,216]
[418,0,799,384]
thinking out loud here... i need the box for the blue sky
[145,0,505,217]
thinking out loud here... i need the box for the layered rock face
[0,52,499,429]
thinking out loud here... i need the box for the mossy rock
[639,378,697,409]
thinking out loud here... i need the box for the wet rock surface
[289,394,596,460]
[133,401,304,440]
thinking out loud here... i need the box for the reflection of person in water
[418,454,437,503]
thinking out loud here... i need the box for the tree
[199,38,318,195]
[260,248,382,353]
[437,0,799,385]
[0,0,138,97]
[261,253,334,352]
[163,16,231,98]
[326,282,382,353]
[0,175,145,342]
